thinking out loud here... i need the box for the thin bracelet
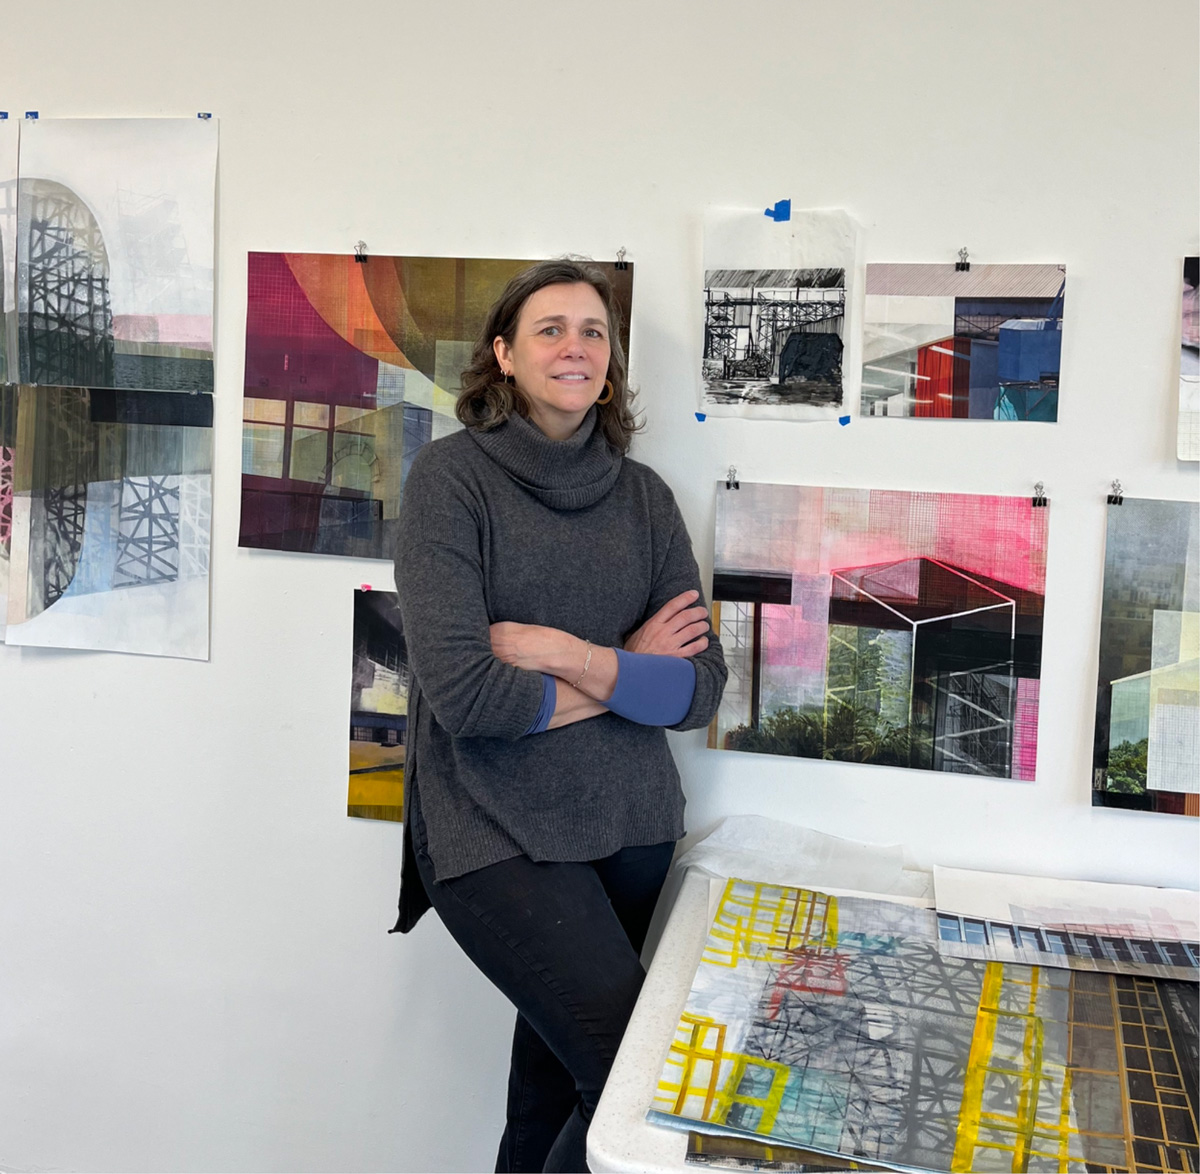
[571,640,593,690]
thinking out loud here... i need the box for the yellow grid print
[703,879,839,968]
[712,1054,791,1135]
[952,962,1083,1172]
[653,1013,728,1121]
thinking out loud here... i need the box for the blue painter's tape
[695,412,707,422]
[839,415,851,426]
[24,111,38,120]
[0,112,8,121]
[764,199,791,222]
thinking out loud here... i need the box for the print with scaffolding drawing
[703,268,845,407]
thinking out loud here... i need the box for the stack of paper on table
[649,870,1198,1173]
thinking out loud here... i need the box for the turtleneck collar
[467,407,623,511]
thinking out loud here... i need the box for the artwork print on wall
[711,483,1048,779]
[16,117,217,394]
[348,588,409,822]
[860,263,1066,421]
[1092,497,1199,817]
[238,253,634,560]
[0,387,15,639]
[700,208,860,423]
[4,386,212,659]
[703,268,845,410]
[0,118,16,385]
[1180,257,1198,461]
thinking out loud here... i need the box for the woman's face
[493,282,612,440]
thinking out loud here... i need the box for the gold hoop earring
[596,380,615,406]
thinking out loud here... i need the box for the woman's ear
[492,336,510,373]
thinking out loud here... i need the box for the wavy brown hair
[455,259,640,453]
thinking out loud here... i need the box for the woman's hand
[624,590,711,658]
[490,622,618,702]
[489,622,572,673]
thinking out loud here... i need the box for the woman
[391,259,726,1173]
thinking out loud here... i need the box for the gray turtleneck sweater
[393,408,727,881]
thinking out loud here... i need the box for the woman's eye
[540,326,561,336]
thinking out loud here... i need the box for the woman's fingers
[679,635,709,657]
[677,619,712,642]
[650,589,700,625]
[659,608,710,639]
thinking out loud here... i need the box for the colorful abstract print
[238,252,634,560]
[1092,498,1199,817]
[711,484,1048,779]
[650,878,1200,1173]
[860,264,1065,421]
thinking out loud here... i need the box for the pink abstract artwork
[712,483,1048,779]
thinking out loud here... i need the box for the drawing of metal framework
[704,287,844,366]
[703,879,838,969]
[826,557,1020,776]
[0,446,12,545]
[113,475,180,588]
[658,1013,729,1121]
[34,388,93,610]
[1,176,14,377]
[19,179,114,387]
[932,663,1016,776]
[741,930,1001,1166]
[950,962,1079,1171]
[176,475,211,580]
[41,484,86,606]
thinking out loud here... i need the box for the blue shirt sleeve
[606,649,697,727]
[522,673,558,736]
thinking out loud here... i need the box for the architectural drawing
[651,878,1200,1173]
[703,269,845,408]
[1092,498,1199,817]
[16,118,216,393]
[4,386,212,659]
[860,264,1066,421]
[711,484,1047,779]
[0,118,16,385]
[0,386,15,639]
[933,867,1199,981]
[700,208,860,422]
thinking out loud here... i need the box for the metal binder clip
[354,240,368,264]
[1107,479,1123,505]
[615,247,628,271]
[726,466,739,490]
[1032,481,1048,507]
[955,247,970,272]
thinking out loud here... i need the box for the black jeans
[410,798,673,1173]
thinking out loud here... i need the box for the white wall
[1,2,1196,1171]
